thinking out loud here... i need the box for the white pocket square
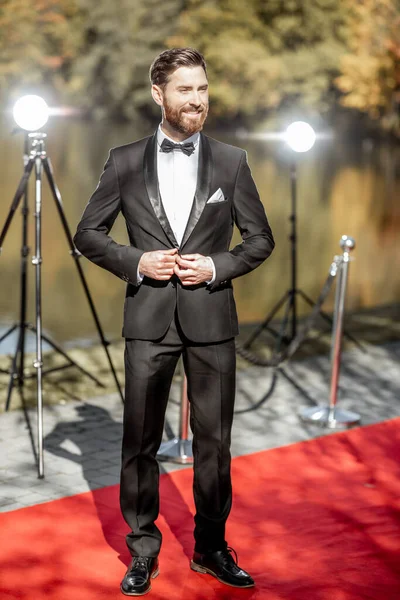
[206,188,225,204]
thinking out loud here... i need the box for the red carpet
[2,418,400,600]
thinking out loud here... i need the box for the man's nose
[189,91,201,106]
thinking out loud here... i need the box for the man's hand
[174,254,213,286]
[138,249,178,280]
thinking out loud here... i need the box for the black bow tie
[160,138,195,156]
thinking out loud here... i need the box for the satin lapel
[180,133,213,249]
[143,133,179,248]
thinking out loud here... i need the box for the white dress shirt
[157,126,200,245]
[137,125,215,283]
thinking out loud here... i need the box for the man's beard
[163,100,208,137]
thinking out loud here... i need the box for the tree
[167,0,349,124]
[335,0,400,136]
[67,0,183,120]
[0,0,182,120]
[2,0,398,131]
[0,0,81,105]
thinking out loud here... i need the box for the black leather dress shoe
[120,556,159,596]
[191,547,255,588]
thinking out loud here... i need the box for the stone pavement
[0,339,399,513]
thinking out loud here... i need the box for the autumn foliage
[0,0,398,134]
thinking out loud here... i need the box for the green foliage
[68,0,182,120]
[0,0,398,132]
[0,0,182,119]
[168,0,349,123]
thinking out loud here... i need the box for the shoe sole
[120,568,159,596]
[190,561,255,588]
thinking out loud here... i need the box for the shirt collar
[157,124,200,148]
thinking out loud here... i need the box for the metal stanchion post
[33,136,45,478]
[157,370,193,464]
[300,235,361,428]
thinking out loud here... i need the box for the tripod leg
[273,289,294,355]
[26,324,105,388]
[289,161,298,341]
[42,157,124,402]
[0,158,35,248]
[5,325,24,411]
[243,292,290,349]
[298,289,367,353]
[277,366,316,404]
[18,188,31,390]
[2,160,35,409]
[0,324,18,345]
[244,161,300,352]
[20,386,39,469]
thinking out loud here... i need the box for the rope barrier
[235,255,343,367]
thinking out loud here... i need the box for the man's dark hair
[149,48,207,87]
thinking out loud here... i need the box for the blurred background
[0,0,399,350]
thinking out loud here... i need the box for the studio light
[2,94,123,478]
[244,119,318,353]
[285,121,316,153]
[13,95,49,132]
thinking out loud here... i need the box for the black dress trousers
[120,312,236,558]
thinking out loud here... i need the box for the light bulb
[13,95,49,131]
[285,121,316,153]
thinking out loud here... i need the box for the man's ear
[151,84,164,107]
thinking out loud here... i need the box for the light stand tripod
[243,160,364,355]
[0,132,123,478]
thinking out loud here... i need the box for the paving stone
[1,482,34,497]
[16,491,55,506]
[90,450,120,462]
[0,501,28,513]
[80,457,116,470]
[6,475,47,490]
[98,464,121,477]
[104,458,121,469]
[83,480,104,491]
[0,468,23,480]
[33,482,91,498]
[47,461,85,476]
[0,340,399,512]
[88,474,120,487]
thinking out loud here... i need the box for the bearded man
[74,47,274,596]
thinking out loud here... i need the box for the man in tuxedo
[74,47,274,595]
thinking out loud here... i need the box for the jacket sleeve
[73,150,144,284]
[208,151,274,289]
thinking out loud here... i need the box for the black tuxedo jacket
[73,132,274,343]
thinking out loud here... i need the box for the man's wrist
[205,257,216,284]
[137,263,144,285]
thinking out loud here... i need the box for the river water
[0,116,399,350]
